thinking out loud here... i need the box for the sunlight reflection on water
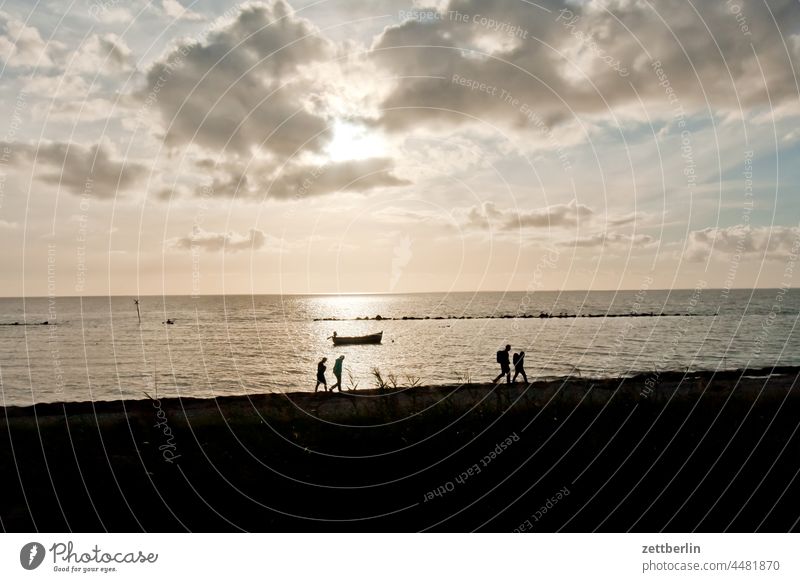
[1,290,798,406]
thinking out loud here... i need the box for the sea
[0,289,798,407]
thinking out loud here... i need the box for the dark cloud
[509,200,593,229]
[141,0,333,156]
[466,199,594,230]
[370,0,800,133]
[186,156,409,200]
[154,184,192,201]
[2,141,148,198]
[201,165,254,199]
[267,157,410,199]
[567,232,655,248]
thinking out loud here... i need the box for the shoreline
[2,365,799,532]
[3,365,797,413]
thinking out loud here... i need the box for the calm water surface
[0,289,798,406]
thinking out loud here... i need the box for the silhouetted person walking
[331,355,345,392]
[512,351,528,384]
[315,357,328,392]
[494,344,512,384]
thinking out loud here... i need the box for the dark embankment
[1,367,799,532]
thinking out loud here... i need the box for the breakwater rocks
[1,366,799,532]
[314,312,706,321]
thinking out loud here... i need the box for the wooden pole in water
[134,299,141,325]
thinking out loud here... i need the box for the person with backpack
[331,355,345,392]
[493,344,512,384]
[512,351,528,384]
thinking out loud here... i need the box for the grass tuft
[371,367,388,390]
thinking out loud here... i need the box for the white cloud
[567,232,656,249]
[465,199,594,230]
[168,226,269,252]
[162,0,206,22]
[72,33,135,74]
[0,11,54,68]
[686,225,800,261]
[510,199,594,229]
[30,98,121,124]
[24,73,91,100]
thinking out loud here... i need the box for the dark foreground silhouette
[1,366,799,532]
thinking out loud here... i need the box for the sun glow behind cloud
[325,121,388,162]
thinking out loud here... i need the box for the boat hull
[331,331,383,345]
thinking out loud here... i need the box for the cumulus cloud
[195,162,255,199]
[465,199,594,230]
[267,157,410,199]
[0,11,54,68]
[72,33,135,74]
[23,35,133,123]
[162,0,206,22]
[24,73,91,100]
[132,0,800,208]
[3,141,148,198]
[510,200,594,229]
[566,232,656,248]
[141,0,333,156]
[464,201,502,229]
[30,98,121,124]
[370,0,800,133]
[685,225,800,261]
[169,226,268,252]
[179,156,408,200]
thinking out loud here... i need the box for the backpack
[512,353,520,365]
[496,350,503,363]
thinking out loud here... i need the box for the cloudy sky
[1,0,799,295]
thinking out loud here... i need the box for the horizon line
[0,286,793,299]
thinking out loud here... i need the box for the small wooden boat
[331,331,383,345]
